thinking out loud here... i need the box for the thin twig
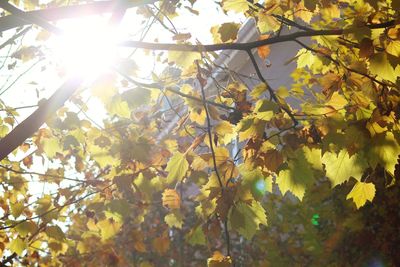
[113,67,235,111]
[294,39,394,87]
[196,61,231,257]
[245,49,298,126]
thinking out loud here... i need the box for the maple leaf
[228,200,267,240]
[222,0,249,13]
[9,238,27,255]
[346,181,376,209]
[162,189,181,209]
[322,149,368,187]
[369,52,397,83]
[164,211,183,229]
[367,132,400,175]
[166,152,189,183]
[276,149,314,200]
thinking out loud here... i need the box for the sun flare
[53,17,121,78]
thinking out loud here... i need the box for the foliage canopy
[0,0,399,266]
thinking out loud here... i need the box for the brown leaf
[22,155,33,168]
[320,72,342,98]
[359,38,374,58]
[152,233,170,255]
[261,149,283,172]
[173,33,192,41]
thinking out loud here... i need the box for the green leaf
[186,226,206,246]
[303,147,323,171]
[45,225,66,241]
[11,202,24,218]
[254,99,279,121]
[166,152,189,183]
[367,132,400,175]
[346,181,376,209]
[322,149,368,187]
[276,150,314,200]
[15,221,38,236]
[42,137,63,158]
[164,211,183,229]
[218,23,240,43]
[107,96,131,118]
[121,88,151,109]
[239,167,268,199]
[9,237,27,255]
[228,201,267,240]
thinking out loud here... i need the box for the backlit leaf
[346,182,376,209]
[322,150,368,187]
[166,152,189,183]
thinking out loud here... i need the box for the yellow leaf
[369,52,397,83]
[322,150,368,187]
[207,251,232,267]
[164,211,183,229]
[162,189,181,209]
[296,49,314,69]
[257,13,280,33]
[326,92,348,110]
[321,4,340,21]
[9,238,27,255]
[346,182,376,209]
[386,40,400,57]
[168,51,201,70]
[214,121,235,145]
[250,83,267,98]
[91,74,117,102]
[42,137,63,158]
[222,0,249,13]
[166,152,189,183]
[295,1,313,23]
[97,218,121,241]
[212,147,230,166]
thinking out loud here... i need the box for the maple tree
[0,0,399,266]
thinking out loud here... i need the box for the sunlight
[53,17,121,78]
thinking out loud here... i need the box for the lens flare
[53,18,119,78]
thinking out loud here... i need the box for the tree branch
[118,20,397,51]
[114,67,235,111]
[0,0,157,33]
[0,75,84,161]
[0,1,63,35]
[0,26,31,50]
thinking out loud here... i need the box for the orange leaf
[162,189,181,209]
[257,35,271,60]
